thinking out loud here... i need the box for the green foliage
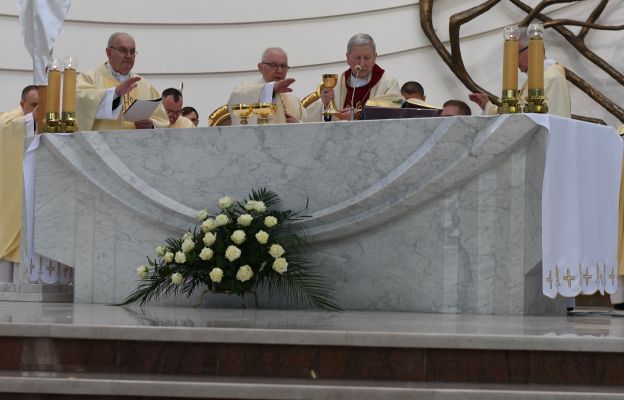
[122,189,341,310]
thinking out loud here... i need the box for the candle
[46,58,62,115]
[62,68,76,113]
[62,57,78,113]
[502,40,519,91]
[527,23,544,91]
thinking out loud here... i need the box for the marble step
[0,371,624,400]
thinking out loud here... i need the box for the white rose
[174,251,186,264]
[225,245,242,262]
[231,230,246,245]
[272,257,288,274]
[164,252,174,263]
[199,247,214,261]
[237,214,253,226]
[171,272,184,285]
[209,267,223,283]
[215,214,229,227]
[201,218,216,232]
[236,265,253,282]
[203,232,216,247]
[218,196,233,209]
[264,216,278,228]
[269,243,285,258]
[181,238,195,253]
[253,201,266,213]
[136,265,149,279]
[244,200,256,211]
[196,209,209,221]
[155,245,166,257]
[255,230,269,244]
[182,231,193,241]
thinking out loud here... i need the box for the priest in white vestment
[76,32,169,132]
[307,33,401,122]
[469,30,571,118]
[227,47,307,125]
[162,88,195,129]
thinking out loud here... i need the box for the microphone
[350,65,362,120]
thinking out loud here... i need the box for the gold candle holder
[251,102,276,125]
[498,25,521,114]
[45,58,62,133]
[62,56,79,133]
[231,104,253,125]
[524,23,548,113]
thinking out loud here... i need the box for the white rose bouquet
[123,188,339,310]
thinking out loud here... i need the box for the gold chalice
[251,102,277,125]
[321,74,340,116]
[231,104,253,125]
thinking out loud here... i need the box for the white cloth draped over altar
[15,114,623,314]
[535,115,622,298]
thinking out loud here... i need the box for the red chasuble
[342,64,385,113]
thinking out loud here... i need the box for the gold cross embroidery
[563,268,575,288]
[546,270,553,289]
[609,268,616,286]
[555,265,561,288]
[583,268,592,286]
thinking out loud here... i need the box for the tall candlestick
[45,58,62,133]
[524,23,548,113]
[498,25,520,114]
[502,25,519,91]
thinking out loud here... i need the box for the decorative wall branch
[419,0,624,123]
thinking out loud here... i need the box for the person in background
[162,88,195,128]
[181,106,199,127]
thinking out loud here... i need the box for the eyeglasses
[519,46,528,54]
[109,47,138,56]
[166,108,182,116]
[261,62,289,71]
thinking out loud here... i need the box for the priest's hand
[134,118,154,129]
[468,93,489,110]
[273,78,295,94]
[335,108,352,121]
[321,87,334,106]
[115,76,141,97]
[285,113,300,123]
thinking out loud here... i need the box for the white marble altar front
[26,115,566,314]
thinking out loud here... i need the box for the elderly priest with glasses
[76,32,169,131]
[227,47,307,124]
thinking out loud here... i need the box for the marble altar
[24,115,566,314]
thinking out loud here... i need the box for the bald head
[106,32,137,75]
[258,47,289,82]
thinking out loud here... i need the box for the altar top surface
[0,302,621,353]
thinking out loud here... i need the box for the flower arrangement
[123,188,340,310]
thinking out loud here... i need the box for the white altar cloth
[532,115,623,298]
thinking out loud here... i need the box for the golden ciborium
[231,104,253,125]
[251,102,276,124]
[321,74,340,116]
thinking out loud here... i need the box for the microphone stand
[350,65,362,120]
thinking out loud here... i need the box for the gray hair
[261,47,287,62]
[107,32,133,47]
[347,33,376,53]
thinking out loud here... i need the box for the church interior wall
[0,0,622,127]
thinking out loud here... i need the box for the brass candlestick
[231,104,253,125]
[62,56,79,133]
[45,58,62,133]
[251,102,276,125]
[524,88,548,113]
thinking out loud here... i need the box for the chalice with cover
[251,102,277,125]
[321,74,340,116]
[231,104,253,125]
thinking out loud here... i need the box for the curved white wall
[1,0,622,127]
